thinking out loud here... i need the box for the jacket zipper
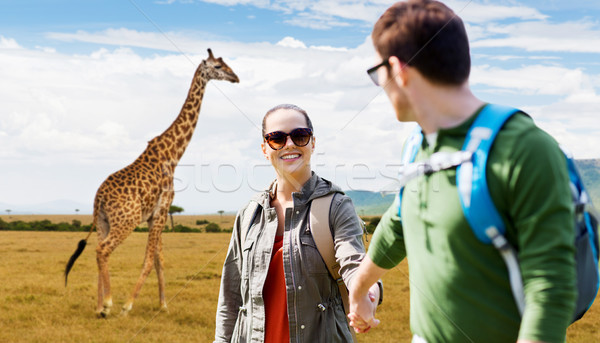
[288,208,300,343]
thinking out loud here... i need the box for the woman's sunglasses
[264,128,313,150]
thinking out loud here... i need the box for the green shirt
[368,108,576,343]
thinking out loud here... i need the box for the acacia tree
[217,210,225,223]
[168,205,184,230]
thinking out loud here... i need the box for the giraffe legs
[94,214,137,318]
[96,237,119,317]
[121,212,168,316]
[154,234,168,311]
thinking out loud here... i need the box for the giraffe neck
[157,69,208,163]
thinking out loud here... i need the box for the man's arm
[491,117,576,342]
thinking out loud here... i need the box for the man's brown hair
[372,0,470,85]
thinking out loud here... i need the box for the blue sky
[1,0,600,214]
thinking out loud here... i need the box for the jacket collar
[252,172,342,209]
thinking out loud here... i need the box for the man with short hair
[348,1,576,342]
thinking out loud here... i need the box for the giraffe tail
[64,222,95,287]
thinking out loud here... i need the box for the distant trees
[205,222,221,233]
[0,209,233,233]
[168,205,184,230]
[217,210,224,223]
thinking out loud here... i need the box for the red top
[263,234,289,342]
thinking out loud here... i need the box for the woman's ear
[261,142,269,160]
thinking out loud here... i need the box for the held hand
[348,284,380,333]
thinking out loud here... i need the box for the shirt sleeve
[492,122,577,342]
[367,197,407,270]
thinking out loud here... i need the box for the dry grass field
[0,215,598,342]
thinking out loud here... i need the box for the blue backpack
[397,103,599,322]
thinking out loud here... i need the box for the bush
[172,224,201,233]
[365,216,382,234]
[368,217,381,227]
[196,219,209,225]
[205,222,221,233]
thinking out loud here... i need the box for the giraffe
[65,49,239,317]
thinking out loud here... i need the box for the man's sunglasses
[264,128,313,150]
[366,60,390,86]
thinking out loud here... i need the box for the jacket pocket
[241,240,254,281]
[299,233,330,275]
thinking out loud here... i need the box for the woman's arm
[214,209,245,342]
[330,194,382,323]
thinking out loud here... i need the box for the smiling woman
[213,104,382,343]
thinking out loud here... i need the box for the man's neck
[409,79,483,134]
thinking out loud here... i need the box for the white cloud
[471,19,600,53]
[0,33,391,211]
[277,36,307,49]
[3,4,600,211]
[0,35,21,49]
[471,64,590,96]
[170,0,550,31]
[446,1,547,23]
[470,62,600,158]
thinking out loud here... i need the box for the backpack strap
[456,104,520,243]
[456,103,525,314]
[310,193,358,342]
[397,126,424,218]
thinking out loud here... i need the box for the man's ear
[388,55,408,87]
[311,136,316,152]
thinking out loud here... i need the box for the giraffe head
[200,48,240,83]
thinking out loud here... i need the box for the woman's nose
[283,135,295,148]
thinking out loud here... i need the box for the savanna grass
[0,215,598,342]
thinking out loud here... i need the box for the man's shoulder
[494,111,562,160]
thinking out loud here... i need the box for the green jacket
[368,108,576,343]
